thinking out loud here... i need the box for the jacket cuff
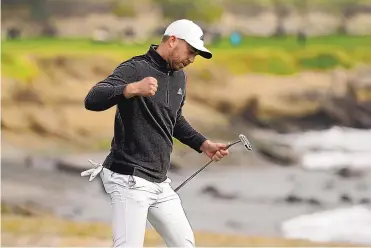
[191,134,208,153]
[114,84,128,98]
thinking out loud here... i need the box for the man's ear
[168,35,178,48]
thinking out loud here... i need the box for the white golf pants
[100,168,195,247]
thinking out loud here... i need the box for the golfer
[84,19,229,247]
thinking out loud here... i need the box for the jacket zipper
[166,71,170,105]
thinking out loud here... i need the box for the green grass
[4,35,370,53]
[2,37,150,56]
[2,35,371,81]
[213,35,371,50]
[210,35,371,74]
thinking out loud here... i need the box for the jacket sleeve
[84,61,137,111]
[173,89,207,153]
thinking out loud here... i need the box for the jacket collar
[146,44,173,74]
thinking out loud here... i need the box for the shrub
[111,1,136,17]
[154,0,223,24]
[299,53,343,70]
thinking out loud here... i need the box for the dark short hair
[161,35,170,43]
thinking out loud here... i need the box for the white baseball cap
[164,19,212,59]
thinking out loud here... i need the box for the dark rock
[216,100,233,114]
[283,195,322,206]
[340,194,352,203]
[13,87,43,104]
[359,198,370,204]
[238,86,371,133]
[306,198,321,206]
[239,97,260,124]
[284,194,303,204]
[201,186,238,200]
[256,142,299,166]
[336,168,363,178]
[123,27,135,38]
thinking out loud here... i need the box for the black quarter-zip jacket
[84,45,207,183]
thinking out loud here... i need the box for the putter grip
[225,143,233,149]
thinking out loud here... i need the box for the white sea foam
[277,126,371,170]
[281,205,371,245]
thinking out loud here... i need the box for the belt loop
[128,175,136,187]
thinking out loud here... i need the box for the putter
[174,134,253,192]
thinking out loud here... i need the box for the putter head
[239,134,253,151]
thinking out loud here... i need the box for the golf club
[174,134,253,192]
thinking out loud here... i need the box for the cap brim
[186,40,212,59]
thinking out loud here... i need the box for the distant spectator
[229,31,242,46]
[273,25,285,37]
[6,27,21,40]
[297,30,307,47]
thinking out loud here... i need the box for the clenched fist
[124,77,158,98]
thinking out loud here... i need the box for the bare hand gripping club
[174,134,253,192]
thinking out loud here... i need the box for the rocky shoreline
[2,134,371,245]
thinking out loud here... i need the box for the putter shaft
[174,160,213,192]
[174,140,240,192]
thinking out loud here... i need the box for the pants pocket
[100,168,131,193]
[112,173,136,189]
